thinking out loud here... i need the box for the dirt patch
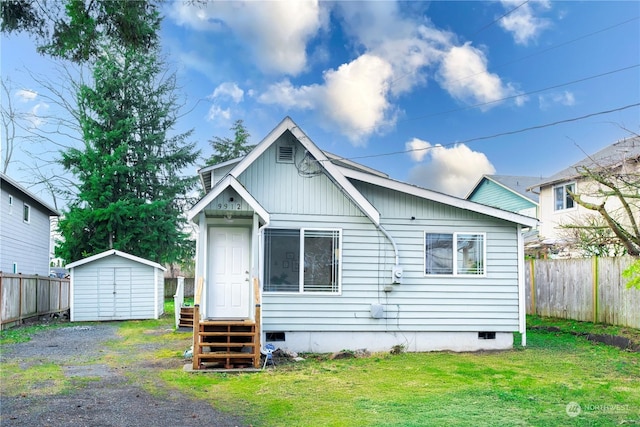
[529,325,640,352]
[1,324,249,427]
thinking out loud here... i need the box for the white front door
[207,227,251,319]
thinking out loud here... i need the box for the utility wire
[405,64,639,122]
[320,103,640,162]
[387,16,638,99]
[469,0,530,38]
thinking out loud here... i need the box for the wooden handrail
[194,277,204,306]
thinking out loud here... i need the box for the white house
[0,173,59,276]
[66,249,165,322]
[187,117,537,365]
[528,136,640,256]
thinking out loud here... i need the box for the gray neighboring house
[0,173,59,276]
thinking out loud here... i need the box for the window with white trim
[23,203,31,223]
[425,232,485,276]
[554,182,575,211]
[264,228,341,293]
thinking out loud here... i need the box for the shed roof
[66,249,166,271]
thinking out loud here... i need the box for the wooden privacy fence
[165,277,194,298]
[0,273,70,330]
[525,256,640,328]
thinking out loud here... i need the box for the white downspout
[517,224,527,347]
[257,217,269,349]
[378,224,399,266]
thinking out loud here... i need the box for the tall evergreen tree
[205,119,254,166]
[56,43,199,264]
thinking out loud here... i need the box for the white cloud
[15,89,37,102]
[170,1,326,75]
[206,105,231,122]
[538,90,575,110]
[210,82,244,104]
[499,0,551,45]
[437,42,519,107]
[405,138,432,162]
[259,54,395,144]
[172,1,522,143]
[406,142,495,197]
[258,79,317,110]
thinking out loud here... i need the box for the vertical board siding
[0,185,52,276]
[72,255,159,321]
[238,140,364,217]
[526,256,639,328]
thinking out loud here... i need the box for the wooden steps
[191,278,262,370]
[178,306,194,328]
[193,321,258,369]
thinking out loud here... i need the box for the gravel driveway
[1,324,248,427]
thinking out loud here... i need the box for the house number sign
[217,203,242,210]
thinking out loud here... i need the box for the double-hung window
[425,232,485,276]
[264,228,341,293]
[554,182,575,211]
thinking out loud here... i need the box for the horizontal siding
[0,186,52,275]
[468,180,535,213]
[263,197,521,333]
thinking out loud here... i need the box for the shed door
[207,227,251,319]
[98,267,132,319]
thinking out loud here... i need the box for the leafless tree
[567,135,640,256]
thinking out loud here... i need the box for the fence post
[592,256,599,324]
[529,258,536,315]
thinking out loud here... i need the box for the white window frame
[424,232,487,277]
[553,182,576,211]
[263,227,342,294]
[23,203,31,223]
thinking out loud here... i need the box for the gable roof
[191,117,538,229]
[467,175,542,204]
[529,136,640,190]
[337,167,539,228]
[188,174,270,223]
[191,117,381,225]
[0,173,59,216]
[65,249,166,270]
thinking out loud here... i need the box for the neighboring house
[188,117,537,358]
[0,173,59,275]
[466,175,543,255]
[527,136,640,256]
[66,249,165,322]
[466,175,541,218]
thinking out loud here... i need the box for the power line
[405,64,639,122]
[470,0,530,38]
[387,16,638,100]
[321,103,640,162]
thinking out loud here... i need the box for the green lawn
[2,309,639,426]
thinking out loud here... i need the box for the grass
[2,306,639,426]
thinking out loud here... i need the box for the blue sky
[2,1,639,206]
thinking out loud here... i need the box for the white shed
[66,250,165,322]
